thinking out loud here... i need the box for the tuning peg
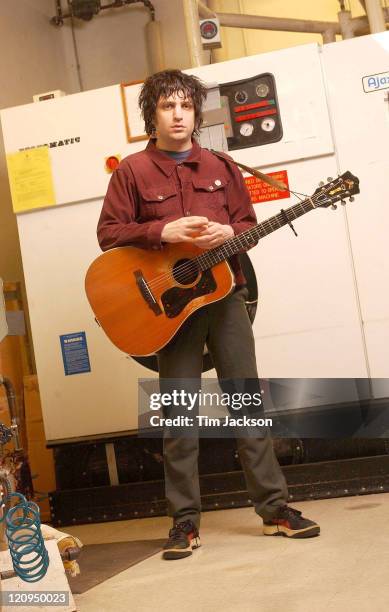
[327,177,333,182]
[319,181,325,187]
[349,196,355,202]
[331,204,337,210]
[340,200,346,205]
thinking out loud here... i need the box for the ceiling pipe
[215,12,342,36]
[198,0,216,19]
[364,0,386,32]
[203,8,388,44]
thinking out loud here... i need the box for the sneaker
[263,505,320,538]
[162,520,201,560]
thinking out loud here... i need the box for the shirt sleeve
[97,168,167,251]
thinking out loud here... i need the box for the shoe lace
[168,520,195,542]
[282,505,302,518]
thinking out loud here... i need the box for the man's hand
[161,216,209,243]
[193,221,234,249]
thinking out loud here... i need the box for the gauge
[239,122,254,137]
[256,83,269,98]
[234,90,248,105]
[200,20,218,40]
[261,117,276,132]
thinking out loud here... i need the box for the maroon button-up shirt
[97,139,257,285]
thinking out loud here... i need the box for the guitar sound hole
[172,259,199,285]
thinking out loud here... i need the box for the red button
[105,156,120,172]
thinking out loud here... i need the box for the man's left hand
[193,222,234,249]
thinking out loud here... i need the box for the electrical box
[200,18,222,49]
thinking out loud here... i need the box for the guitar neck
[195,197,316,271]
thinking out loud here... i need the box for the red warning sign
[245,170,289,204]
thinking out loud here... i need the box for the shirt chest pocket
[138,186,179,220]
[191,177,228,210]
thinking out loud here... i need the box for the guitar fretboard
[194,197,315,271]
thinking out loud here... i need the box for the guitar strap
[210,149,288,191]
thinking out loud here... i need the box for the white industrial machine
[1,34,388,444]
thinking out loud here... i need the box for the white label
[362,71,389,93]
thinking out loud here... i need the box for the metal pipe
[350,14,373,34]
[145,20,166,73]
[70,14,84,91]
[338,10,355,38]
[0,377,21,451]
[198,0,216,19]
[322,28,337,43]
[51,0,155,24]
[364,0,386,32]
[216,12,341,35]
[183,0,205,67]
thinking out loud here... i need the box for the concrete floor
[67,492,389,612]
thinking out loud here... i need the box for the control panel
[220,73,283,151]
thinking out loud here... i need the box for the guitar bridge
[134,270,162,316]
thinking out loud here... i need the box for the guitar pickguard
[161,270,217,318]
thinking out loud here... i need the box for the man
[97,69,320,560]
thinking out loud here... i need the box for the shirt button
[158,195,163,200]
[215,179,221,186]
[209,186,214,191]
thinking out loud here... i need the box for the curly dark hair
[139,69,207,137]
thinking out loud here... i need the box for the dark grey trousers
[158,287,288,529]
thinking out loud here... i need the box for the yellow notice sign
[6,146,56,213]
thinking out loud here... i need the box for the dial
[234,89,248,105]
[239,122,254,137]
[256,83,269,98]
[261,117,276,132]
[200,20,218,40]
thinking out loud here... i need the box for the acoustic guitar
[85,172,359,356]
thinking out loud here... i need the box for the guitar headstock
[312,171,360,210]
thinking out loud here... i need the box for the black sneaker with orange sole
[263,505,320,538]
[162,520,201,560]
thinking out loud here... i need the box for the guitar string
[144,199,315,291]
[144,194,315,291]
[142,181,343,292]
[144,189,332,292]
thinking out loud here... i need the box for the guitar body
[85,243,235,356]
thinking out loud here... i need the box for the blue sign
[60,331,91,376]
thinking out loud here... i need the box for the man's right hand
[161,216,209,243]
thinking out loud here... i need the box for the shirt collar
[146,139,202,176]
